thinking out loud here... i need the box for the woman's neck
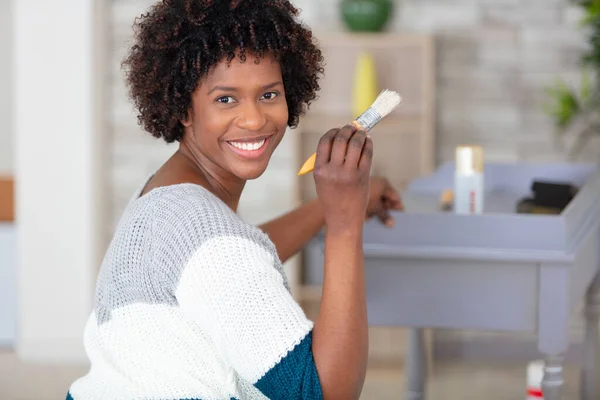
[175,143,245,212]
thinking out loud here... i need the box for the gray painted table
[304,162,600,400]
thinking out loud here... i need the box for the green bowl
[340,0,393,32]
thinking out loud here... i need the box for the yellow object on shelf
[352,52,378,118]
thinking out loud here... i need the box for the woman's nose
[236,101,267,131]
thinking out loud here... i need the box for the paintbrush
[297,89,403,176]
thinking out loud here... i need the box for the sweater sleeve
[175,234,323,400]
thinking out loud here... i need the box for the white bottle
[454,145,484,215]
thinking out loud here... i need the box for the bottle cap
[455,145,484,174]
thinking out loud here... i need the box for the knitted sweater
[67,181,323,400]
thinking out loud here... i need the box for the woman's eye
[216,96,236,104]
[261,92,278,100]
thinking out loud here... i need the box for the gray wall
[0,0,13,175]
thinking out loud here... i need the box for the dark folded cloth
[531,180,578,210]
[517,180,579,214]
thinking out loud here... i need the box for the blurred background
[1,0,598,399]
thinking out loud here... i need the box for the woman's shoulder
[125,183,275,255]
[139,183,235,219]
[134,183,238,230]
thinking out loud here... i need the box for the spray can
[454,145,484,215]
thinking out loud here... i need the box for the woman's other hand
[367,177,403,227]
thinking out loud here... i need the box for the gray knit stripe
[94,184,289,325]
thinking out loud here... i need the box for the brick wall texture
[109,0,589,223]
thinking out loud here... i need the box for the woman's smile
[225,134,273,160]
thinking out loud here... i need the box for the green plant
[543,70,591,129]
[545,0,600,149]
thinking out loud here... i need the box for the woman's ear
[181,109,193,128]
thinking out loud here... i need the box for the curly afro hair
[122,0,325,143]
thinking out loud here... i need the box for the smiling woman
[66,1,403,399]
[180,55,289,181]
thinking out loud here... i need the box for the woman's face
[182,53,289,181]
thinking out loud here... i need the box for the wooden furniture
[306,162,600,400]
[295,33,437,368]
[0,177,14,222]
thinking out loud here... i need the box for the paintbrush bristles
[370,89,402,119]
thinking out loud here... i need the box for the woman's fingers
[330,124,357,165]
[315,128,339,167]
[372,205,394,227]
[383,185,404,210]
[358,134,374,171]
[344,129,367,168]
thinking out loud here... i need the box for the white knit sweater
[67,181,322,400]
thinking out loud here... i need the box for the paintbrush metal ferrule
[355,107,382,131]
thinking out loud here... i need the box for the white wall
[14,0,107,363]
[0,0,13,175]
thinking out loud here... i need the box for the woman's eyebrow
[207,85,237,95]
[262,81,283,90]
[207,81,283,95]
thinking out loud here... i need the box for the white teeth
[229,139,266,151]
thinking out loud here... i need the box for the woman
[67,0,403,399]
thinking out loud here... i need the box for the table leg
[406,328,427,400]
[580,274,600,400]
[542,354,565,400]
